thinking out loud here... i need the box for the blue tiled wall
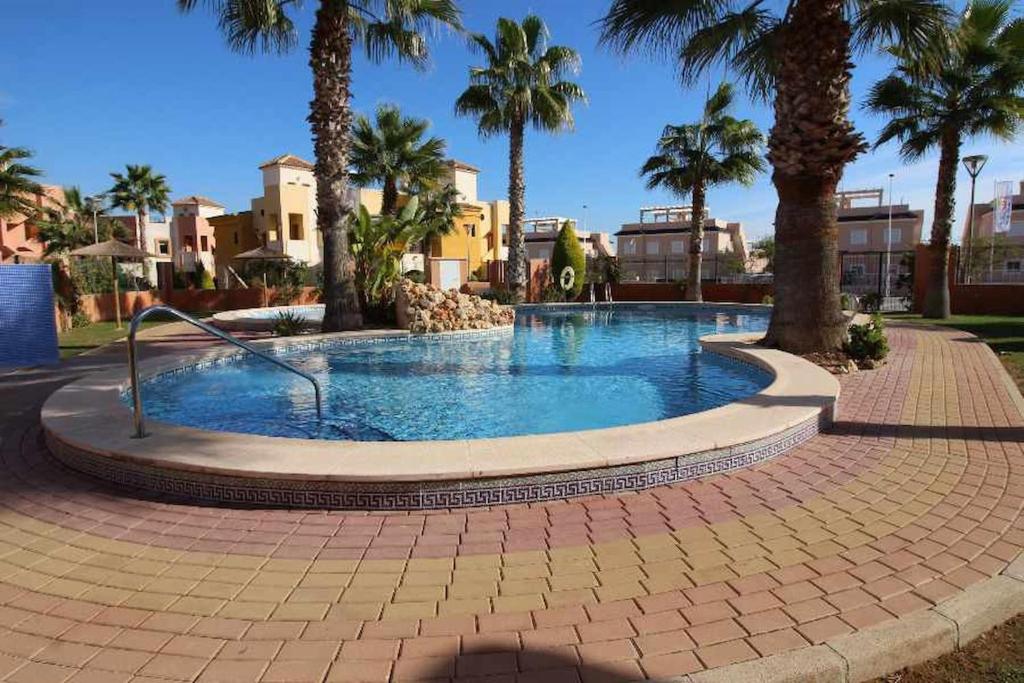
[0,264,59,368]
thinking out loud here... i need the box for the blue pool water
[138,306,771,441]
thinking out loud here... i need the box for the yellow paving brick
[216,601,277,621]
[271,602,330,621]
[381,601,437,620]
[492,594,545,613]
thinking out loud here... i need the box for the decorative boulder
[395,279,515,333]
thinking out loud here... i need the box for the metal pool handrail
[127,304,322,438]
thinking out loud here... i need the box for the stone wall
[396,279,514,333]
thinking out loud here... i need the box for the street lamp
[962,154,988,283]
[884,173,894,302]
[86,193,108,244]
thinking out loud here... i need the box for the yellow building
[353,159,509,289]
[213,154,508,290]
[252,154,322,265]
[210,211,258,285]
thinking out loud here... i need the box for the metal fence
[839,250,914,312]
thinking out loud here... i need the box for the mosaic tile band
[45,412,825,510]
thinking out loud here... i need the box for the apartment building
[170,195,224,274]
[523,217,614,264]
[614,206,749,282]
[960,179,1024,283]
[0,184,63,264]
[835,188,923,297]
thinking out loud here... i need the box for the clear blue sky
[2,0,1020,244]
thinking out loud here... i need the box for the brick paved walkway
[0,324,1021,682]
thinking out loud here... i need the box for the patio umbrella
[70,239,152,329]
[232,245,291,306]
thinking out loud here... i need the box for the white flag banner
[993,180,1014,234]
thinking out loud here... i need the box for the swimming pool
[137,306,772,441]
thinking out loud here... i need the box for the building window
[702,236,713,252]
[646,240,659,255]
[200,235,209,252]
[464,224,476,237]
[184,235,195,251]
[233,231,239,245]
[850,228,868,246]
[155,240,170,255]
[289,214,304,240]
[622,238,636,255]
[887,227,902,244]
[671,240,685,254]
[1007,260,1022,271]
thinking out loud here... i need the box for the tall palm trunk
[311,1,362,332]
[381,176,399,216]
[506,116,527,301]
[923,128,960,319]
[762,0,864,353]
[137,207,150,284]
[687,184,706,302]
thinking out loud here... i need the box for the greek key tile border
[44,411,826,511]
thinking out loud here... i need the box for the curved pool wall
[151,305,772,441]
[41,303,841,511]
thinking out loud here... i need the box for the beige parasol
[70,239,153,329]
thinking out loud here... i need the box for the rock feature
[396,279,515,333]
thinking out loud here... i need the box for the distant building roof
[446,159,480,173]
[259,154,315,171]
[172,195,224,208]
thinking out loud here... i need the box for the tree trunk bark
[310,1,362,332]
[922,128,961,319]
[686,185,705,302]
[137,207,151,284]
[382,176,399,216]
[506,116,527,302]
[762,0,865,353]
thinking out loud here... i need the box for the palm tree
[600,0,948,353]
[37,187,96,258]
[350,103,447,216]
[640,83,765,302]
[108,164,171,284]
[867,0,1024,319]
[179,0,461,332]
[0,145,44,219]
[455,15,586,302]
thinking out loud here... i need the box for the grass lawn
[886,313,1024,391]
[58,320,172,359]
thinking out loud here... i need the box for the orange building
[0,185,63,264]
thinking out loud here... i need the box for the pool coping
[41,306,840,509]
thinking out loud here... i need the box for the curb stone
[933,575,1024,647]
[825,610,957,682]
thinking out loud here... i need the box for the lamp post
[962,154,988,283]
[87,193,108,244]
[884,173,894,302]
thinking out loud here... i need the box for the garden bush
[550,220,585,300]
[845,313,889,363]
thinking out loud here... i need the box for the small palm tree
[349,196,430,319]
[600,0,948,353]
[108,164,171,284]
[37,187,96,258]
[640,83,765,302]
[179,0,461,332]
[867,0,1024,319]
[0,145,44,219]
[350,104,447,216]
[456,15,586,302]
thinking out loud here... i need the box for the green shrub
[200,269,215,290]
[860,292,882,313]
[541,285,564,303]
[480,287,516,305]
[761,294,774,305]
[840,293,854,311]
[272,310,305,337]
[845,314,889,362]
[404,269,426,284]
[550,220,585,300]
[71,311,92,329]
